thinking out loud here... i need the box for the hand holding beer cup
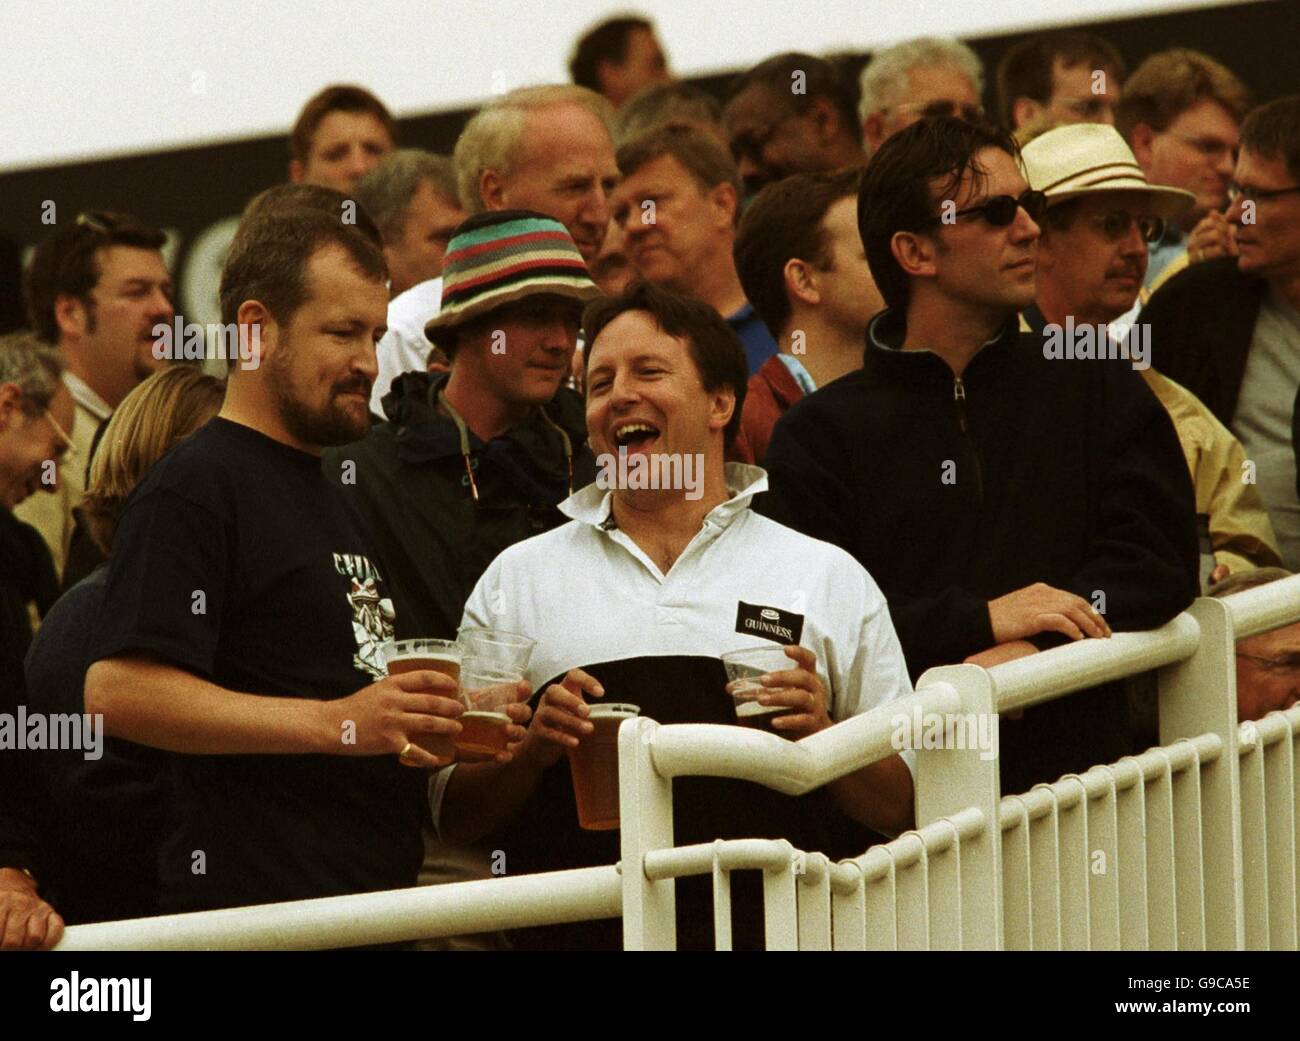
[331,666,464,768]
[377,639,467,767]
[455,658,533,764]
[516,668,606,769]
[722,644,830,740]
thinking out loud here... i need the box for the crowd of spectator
[1,13,1297,951]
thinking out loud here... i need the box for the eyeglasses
[1237,651,1300,676]
[919,188,1047,229]
[41,408,76,461]
[889,100,985,124]
[1166,131,1237,162]
[1086,211,1166,243]
[1055,96,1115,120]
[1227,182,1300,204]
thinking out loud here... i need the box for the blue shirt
[1145,225,1187,291]
[727,302,779,375]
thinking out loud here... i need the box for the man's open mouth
[614,421,661,453]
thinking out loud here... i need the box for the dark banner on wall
[0,0,1292,331]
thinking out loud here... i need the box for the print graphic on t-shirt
[734,601,804,645]
[333,552,395,679]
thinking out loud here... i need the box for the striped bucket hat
[425,210,600,346]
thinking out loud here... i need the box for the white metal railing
[56,575,1300,951]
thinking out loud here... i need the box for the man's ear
[863,112,887,155]
[809,97,839,145]
[288,159,305,184]
[1129,124,1155,171]
[479,168,507,211]
[1012,97,1041,131]
[54,294,89,339]
[0,382,23,430]
[890,229,937,281]
[235,300,275,371]
[783,257,819,307]
[708,384,737,434]
[711,181,739,229]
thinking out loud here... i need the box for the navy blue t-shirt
[89,417,425,913]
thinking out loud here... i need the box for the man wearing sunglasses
[761,117,1198,793]
[1022,123,1281,585]
[1144,96,1300,573]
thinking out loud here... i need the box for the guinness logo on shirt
[735,601,804,645]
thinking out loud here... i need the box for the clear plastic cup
[721,645,799,735]
[456,658,524,757]
[456,628,537,672]
[567,703,640,830]
[382,638,463,760]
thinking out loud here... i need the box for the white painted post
[620,716,676,950]
[1156,597,1245,950]
[913,666,1003,949]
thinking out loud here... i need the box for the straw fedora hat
[1020,123,1195,222]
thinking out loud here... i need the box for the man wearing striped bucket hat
[326,210,601,946]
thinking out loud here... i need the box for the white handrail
[1221,573,1300,638]
[57,866,621,951]
[989,614,1201,713]
[644,681,961,792]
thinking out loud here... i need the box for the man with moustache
[17,211,173,577]
[1020,122,1279,582]
[761,118,1198,793]
[83,205,514,913]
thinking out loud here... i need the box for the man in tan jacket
[1021,123,1280,586]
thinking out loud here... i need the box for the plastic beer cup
[567,703,640,830]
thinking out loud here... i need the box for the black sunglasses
[919,189,1047,230]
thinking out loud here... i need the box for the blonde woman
[0,366,223,949]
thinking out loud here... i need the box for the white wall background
[0,0,1229,172]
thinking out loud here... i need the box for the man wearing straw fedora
[1020,122,1281,585]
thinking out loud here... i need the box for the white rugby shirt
[431,465,916,828]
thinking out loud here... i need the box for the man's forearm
[439,755,548,846]
[85,655,338,755]
[829,755,915,836]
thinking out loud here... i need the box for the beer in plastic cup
[382,638,463,760]
[456,628,536,672]
[456,658,525,757]
[567,703,640,831]
[721,646,799,735]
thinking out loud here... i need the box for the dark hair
[569,15,653,93]
[1241,95,1300,183]
[615,82,724,146]
[23,211,167,343]
[728,51,862,147]
[1115,49,1250,141]
[290,84,397,164]
[242,183,384,245]
[582,281,748,446]
[617,125,742,214]
[995,31,1126,129]
[734,168,862,336]
[859,117,1020,311]
[219,206,387,329]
